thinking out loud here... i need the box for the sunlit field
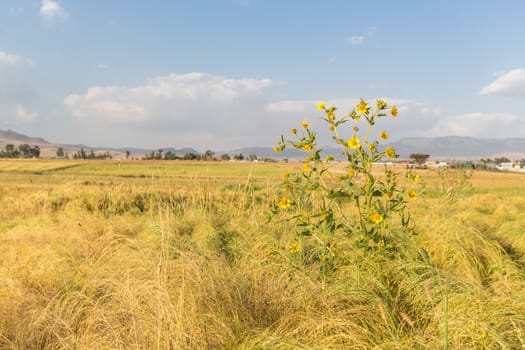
[1,159,525,349]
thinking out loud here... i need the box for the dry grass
[1,160,525,349]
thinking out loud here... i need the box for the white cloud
[429,112,521,138]
[40,0,68,21]
[348,36,365,45]
[96,64,110,70]
[64,72,277,149]
[480,68,525,98]
[64,72,272,122]
[0,51,32,65]
[15,105,38,123]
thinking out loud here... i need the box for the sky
[1,0,525,152]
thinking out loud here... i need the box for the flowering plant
[272,99,423,274]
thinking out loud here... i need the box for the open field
[1,159,525,349]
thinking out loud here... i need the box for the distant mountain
[387,136,525,159]
[0,129,197,159]
[1,129,525,160]
[0,129,49,145]
[231,136,525,161]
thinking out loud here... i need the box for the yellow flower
[377,99,388,109]
[273,146,280,153]
[353,126,359,132]
[283,172,290,179]
[348,169,356,178]
[385,146,397,159]
[303,163,311,171]
[370,212,383,224]
[290,128,297,135]
[317,101,327,110]
[385,191,393,199]
[278,197,291,209]
[347,136,360,149]
[328,125,335,132]
[369,144,377,153]
[303,144,312,152]
[391,106,398,117]
[380,130,389,141]
[356,100,370,114]
[290,242,301,254]
[301,120,312,128]
[408,189,417,200]
[413,174,420,183]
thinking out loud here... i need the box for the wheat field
[1,159,525,349]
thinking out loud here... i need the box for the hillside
[2,129,525,160]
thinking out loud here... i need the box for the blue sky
[1,0,525,151]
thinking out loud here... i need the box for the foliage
[0,143,40,158]
[72,147,112,160]
[410,153,430,165]
[272,100,423,274]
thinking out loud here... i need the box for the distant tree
[30,145,40,158]
[164,151,177,160]
[233,153,244,161]
[204,149,215,161]
[183,152,200,160]
[494,156,511,164]
[409,153,430,166]
[18,144,32,157]
[56,147,65,158]
[125,150,130,160]
[220,153,231,161]
[248,154,258,162]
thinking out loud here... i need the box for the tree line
[142,149,266,161]
[0,144,40,158]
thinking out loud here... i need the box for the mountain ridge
[1,129,525,160]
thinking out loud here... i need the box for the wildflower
[328,125,335,132]
[353,126,359,132]
[413,174,420,183]
[303,144,312,152]
[301,120,312,128]
[408,189,417,200]
[347,136,360,149]
[290,128,297,135]
[377,99,388,109]
[385,191,393,199]
[348,169,356,178]
[380,130,389,141]
[273,146,280,153]
[283,172,290,179]
[370,212,383,224]
[356,100,370,114]
[303,163,311,171]
[290,241,301,254]
[385,146,397,159]
[391,106,398,117]
[317,101,327,110]
[369,144,377,153]
[278,197,291,209]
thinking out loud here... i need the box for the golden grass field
[1,159,525,349]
